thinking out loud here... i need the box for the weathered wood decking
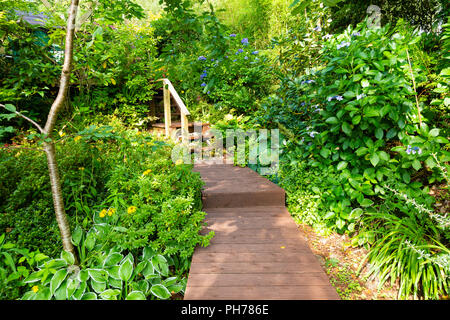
[184,164,339,300]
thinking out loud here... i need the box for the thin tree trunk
[42,0,80,263]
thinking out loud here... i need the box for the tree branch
[0,103,44,133]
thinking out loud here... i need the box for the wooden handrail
[156,78,190,143]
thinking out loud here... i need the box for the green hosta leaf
[337,161,348,171]
[150,284,171,300]
[109,278,122,289]
[81,292,97,300]
[54,280,69,300]
[50,269,68,295]
[71,226,83,246]
[90,279,106,293]
[24,271,43,283]
[66,278,80,299]
[386,128,397,139]
[78,270,89,282]
[99,289,121,300]
[103,253,123,267]
[143,247,156,260]
[126,291,146,300]
[88,269,108,283]
[119,258,134,282]
[61,251,75,265]
[167,284,184,294]
[107,266,121,280]
[35,287,52,300]
[72,281,87,300]
[152,255,169,277]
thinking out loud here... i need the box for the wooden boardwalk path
[184,164,339,300]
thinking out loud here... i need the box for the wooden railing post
[163,82,171,138]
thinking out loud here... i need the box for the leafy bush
[0,122,212,275]
[257,20,449,233]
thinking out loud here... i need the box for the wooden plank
[200,225,300,236]
[204,208,290,218]
[191,252,320,264]
[195,243,311,253]
[189,262,325,274]
[186,273,330,287]
[207,233,308,244]
[204,216,298,229]
[184,285,339,300]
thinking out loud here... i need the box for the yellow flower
[74,136,82,142]
[99,209,107,218]
[107,208,115,216]
[32,286,39,293]
[175,159,183,165]
[143,169,152,176]
[58,131,66,137]
[78,167,85,171]
[127,206,137,214]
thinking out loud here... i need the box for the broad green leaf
[152,255,169,277]
[126,291,146,300]
[87,269,106,283]
[61,251,75,265]
[119,258,134,282]
[71,226,83,246]
[50,269,68,295]
[90,279,106,293]
[342,122,352,135]
[412,159,421,171]
[359,198,374,207]
[429,128,439,137]
[99,289,121,300]
[325,117,339,124]
[337,161,348,171]
[320,148,330,158]
[103,253,123,267]
[150,284,171,300]
[375,128,383,140]
[81,292,97,300]
[370,153,380,167]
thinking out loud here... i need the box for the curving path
[184,163,339,300]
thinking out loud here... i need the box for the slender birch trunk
[42,0,80,263]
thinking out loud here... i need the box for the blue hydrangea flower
[237,48,244,54]
[201,82,206,87]
[233,59,237,62]
[244,56,248,60]
[207,91,210,94]
[230,33,237,37]
[198,56,207,61]
[241,38,249,45]
[406,145,422,155]
[356,93,366,100]
[252,51,259,55]
[211,58,215,61]
[337,41,351,49]
[336,95,343,101]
